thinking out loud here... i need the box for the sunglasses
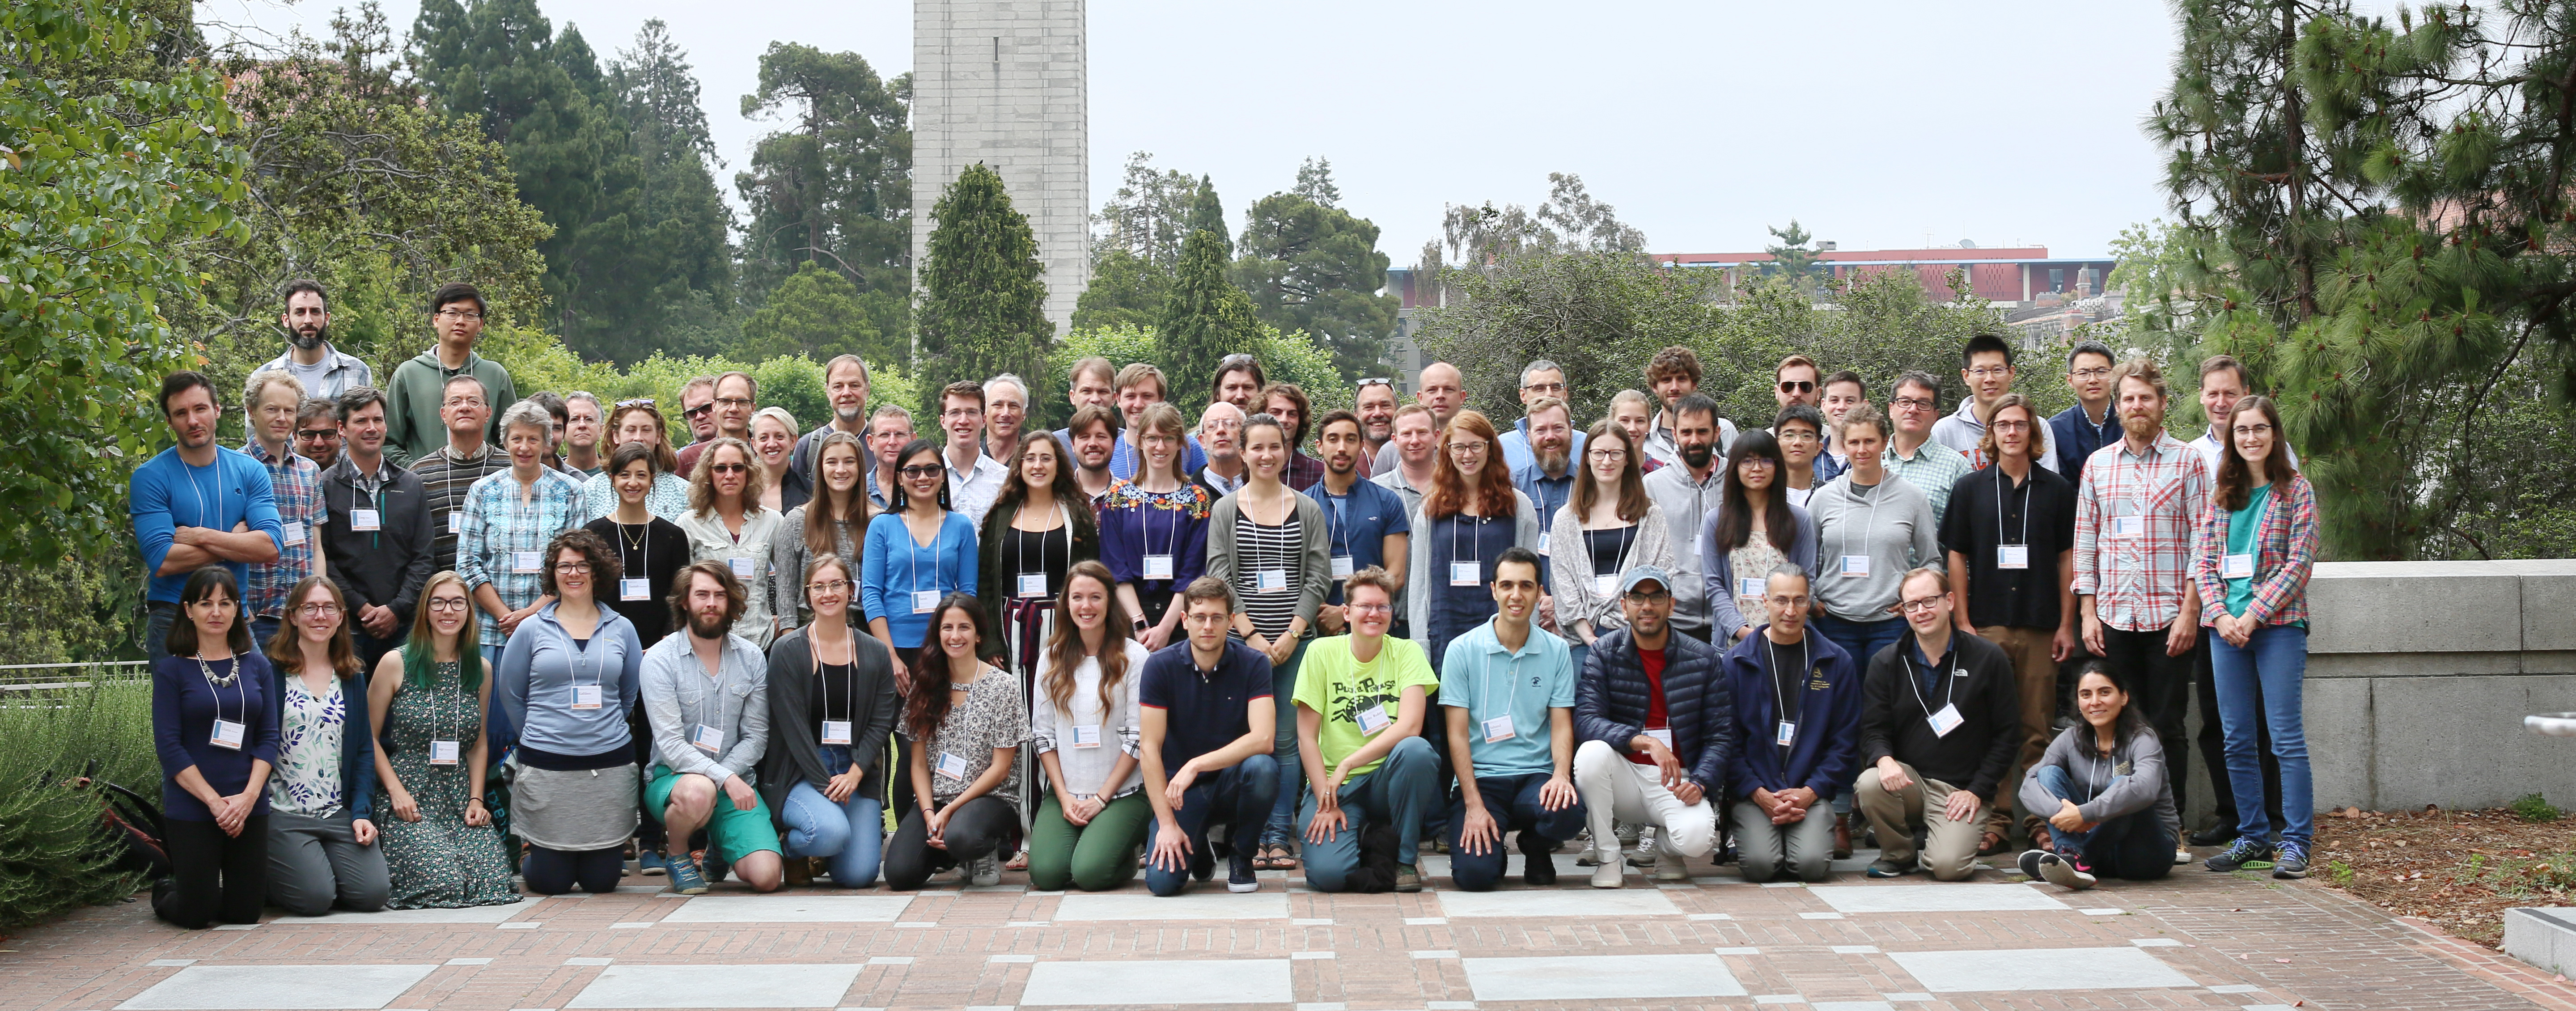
[1778,380,1815,394]
[615,398,656,409]
[708,463,749,474]
[296,428,338,440]
[682,403,714,418]
[899,464,945,478]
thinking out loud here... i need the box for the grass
[0,679,159,929]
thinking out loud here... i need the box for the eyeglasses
[2231,423,2275,436]
[1737,456,1776,467]
[427,597,471,612]
[682,402,714,418]
[296,428,338,440]
[1990,419,2031,433]
[443,397,486,409]
[1521,381,1568,393]
[899,464,945,478]
[554,562,591,574]
[615,398,656,409]
[807,580,853,594]
[1892,397,1936,411]
[1775,430,1819,444]
[1895,596,1945,615]
[433,309,483,321]
[1966,366,2012,379]
[708,463,749,475]
[1447,440,1489,454]
[2070,366,2113,380]
[942,407,983,419]
[1622,590,1672,603]
[1586,448,1628,462]
[295,603,342,618]
[714,397,754,410]
[1778,381,1814,394]
[1346,602,1393,615]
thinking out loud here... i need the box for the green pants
[1026,792,1152,892]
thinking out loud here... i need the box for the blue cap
[1618,565,1673,596]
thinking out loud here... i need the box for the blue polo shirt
[1137,639,1274,774]
[131,446,286,604]
[1437,618,1577,778]
[1305,478,1412,605]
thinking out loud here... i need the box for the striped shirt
[1233,513,1304,643]
[243,440,327,618]
[411,442,510,572]
[453,466,593,653]
[2072,432,2210,632]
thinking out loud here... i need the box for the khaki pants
[1979,625,2059,838]
[1855,763,1983,881]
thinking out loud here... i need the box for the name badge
[429,739,460,765]
[1839,554,1871,578]
[1738,577,1764,600]
[912,589,939,614]
[1449,561,1480,586]
[446,511,463,533]
[512,550,542,573]
[1017,572,1048,598]
[820,719,852,745]
[2110,515,2145,538]
[1331,555,1354,579]
[1927,702,1965,738]
[350,508,381,532]
[569,684,601,710]
[1070,723,1102,749]
[1356,704,1391,735]
[210,719,246,751]
[729,556,756,579]
[1775,720,1797,747]
[282,520,308,547]
[620,577,650,601]
[936,751,971,779]
[690,724,723,753]
[1482,714,1515,743]
[1997,545,2029,569]
[2222,552,2256,579]
[1143,554,1175,580]
[1643,727,1674,749]
[1257,568,1288,593]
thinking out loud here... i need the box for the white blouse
[1029,639,1150,799]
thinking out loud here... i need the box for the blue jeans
[1262,637,1312,846]
[1446,772,1587,891]
[250,616,283,656]
[145,602,177,663]
[2211,623,2313,847]
[1567,642,1590,681]
[1296,736,1441,892]
[1811,613,1903,668]
[777,745,886,887]
[1144,754,1279,897]
[2032,766,2173,880]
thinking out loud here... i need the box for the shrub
[2512,792,2561,823]
[0,680,158,928]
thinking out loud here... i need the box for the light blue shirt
[1437,618,1578,778]
[1496,416,1585,476]
[859,511,980,649]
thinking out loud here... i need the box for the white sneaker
[1591,856,1624,888]
[1654,850,1691,881]
[970,855,1002,886]
[2173,844,2193,866]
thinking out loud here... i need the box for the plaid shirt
[411,442,511,572]
[2072,432,2210,632]
[1885,439,1974,528]
[453,467,592,653]
[243,440,327,618]
[2192,471,2317,627]
[1284,449,1326,493]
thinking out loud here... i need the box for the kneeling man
[1295,567,1443,893]
[1721,565,1862,883]
[1573,566,1730,888]
[1855,567,2020,880]
[1441,547,1584,890]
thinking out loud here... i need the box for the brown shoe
[1832,813,1854,860]
[781,855,815,888]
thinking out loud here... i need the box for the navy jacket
[1575,626,1732,793]
[265,660,378,823]
[2048,402,2119,481]
[1721,627,1863,800]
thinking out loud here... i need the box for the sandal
[1978,830,2009,857]
[1259,843,1298,871]
[1004,850,1029,871]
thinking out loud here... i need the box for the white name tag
[620,577,649,601]
[1839,554,1871,578]
[1017,572,1048,598]
[571,684,601,710]
[1257,568,1288,593]
[1482,714,1515,742]
[2222,552,2256,579]
[1070,723,1102,749]
[1593,574,1618,598]
[1738,577,1764,600]
[446,511,463,533]
[2110,515,2145,538]
[1142,554,1175,580]
[1331,555,1354,579]
[1997,545,2029,570]
[728,556,755,579]
[1643,727,1674,749]
[512,550,542,573]
[282,520,307,546]
[820,719,852,745]
[210,719,246,751]
[936,751,971,779]
[1356,704,1391,735]
[350,508,381,532]
[429,739,460,765]
[690,724,722,753]
[1775,720,1797,747]
[1449,561,1479,586]
[912,589,939,614]
[1927,702,1965,738]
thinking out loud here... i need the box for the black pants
[2095,626,2194,816]
[883,796,1017,890]
[2071,810,2176,881]
[524,846,625,895]
[629,703,666,851]
[2195,639,2283,834]
[158,816,268,929]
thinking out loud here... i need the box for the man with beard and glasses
[640,561,784,895]
[295,397,345,469]
[1511,396,1575,631]
[1195,401,1250,497]
[1355,377,1399,478]
[1498,360,1587,474]
[1307,410,1410,636]
[1642,393,1727,643]
[132,371,284,661]
[259,279,373,401]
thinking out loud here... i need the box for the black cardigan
[758,626,902,819]
[976,495,1101,635]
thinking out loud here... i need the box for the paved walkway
[3,850,2563,1011]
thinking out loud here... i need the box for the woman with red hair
[1403,410,1544,670]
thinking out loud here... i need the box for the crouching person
[1721,566,1861,884]
[1441,547,1583,891]
[1573,566,1729,888]
[1139,577,1280,895]
[642,561,784,894]
[1855,567,2019,881]
[2015,662,2178,889]
[1295,567,1442,893]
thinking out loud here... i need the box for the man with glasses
[1374,362,1465,474]
[1139,577,1281,895]
[321,386,434,668]
[937,380,1008,527]
[678,376,720,447]
[1932,333,2021,466]
[1572,566,1727,888]
[561,392,607,478]
[1853,568,2020,880]
[2046,341,2118,478]
[1773,405,1828,508]
[1108,363,1208,481]
[1497,360,1588,474]
[675,371,759,478]
[242,369,330,647]
[1720,565,1861,884]
[785,355,871,507]
[1643,393,1726,643]
[1440,547,1583,891]
[258,279,372,401]
[295,397,345,469]
[1883,371,1974,527]
[1194,401,1249,496]
[1643,347,1736,468]
[410,374,510,571]
[384,282,516,466]
[1293,567,1443,894]
[1355,377,1399,478]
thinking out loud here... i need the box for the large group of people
[134,279,2320,927]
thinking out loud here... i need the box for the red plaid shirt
[2192,471,2317,627]
[2072,432,2209,632]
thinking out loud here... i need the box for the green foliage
[474,324,919,444]
[2513,792,2562,824]
[735,42,912,313]
[1,0,250,565]
[1159,229,1262,414]
[1232,159,1398,380]
[1072,247,1171,333]
[1047,322,1351,435]
[0,681,157,928]
[915,162,1051,414]
[740,262,891,364]
[0,554,148,663]
[1762,219,1826,296]
[1188,174,1228,258]
[1093,151,1202,269]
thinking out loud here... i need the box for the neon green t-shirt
[1292,634,1440,777]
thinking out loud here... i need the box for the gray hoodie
[2017,723,2181,839]
[1807,475,1941,622]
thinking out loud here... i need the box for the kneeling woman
[496,529,646,895]
[264,576,390,914]
[763,554,901,887]
[2015,662,2179,889]
[369,571,519,909]
[885,596,1027,889]
[1025,561,1152,892]
[153,568,279,928]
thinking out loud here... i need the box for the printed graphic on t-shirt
[1328,672,1403,727]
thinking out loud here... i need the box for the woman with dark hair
[1404,410,1542,670]
[1099,402,1212,650]
[679,436,784,648]
[2193,393,2319,879]
[979,431,1100,681]
[764,554,901,888]
[261,576,389,915]
[1700,428,1820,645]
[1207,413,1333,871]
[496,529,645,896]
[1024,561,1152,891]
[153,567,280,928]
[777,431,873,630]
[582,401,691,520]
[884,595,1027,889]
[862,439,979,681]
[1549,420,1674,673]
[584,440,689,876]
[368,571,519,908]
[2016,663,2178,889]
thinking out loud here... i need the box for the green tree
[735,41,912,334]
[1159,228,1261,413]
[1763,219,1825,296]
[739,262,888,363]
[1071,247,1169,332]
[1232,158,1398,379]
[1189,173,1229,258]
[915,162,1051,412]
[1093,151,1199,268]
[606,20,737,356]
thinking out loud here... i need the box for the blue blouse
[1098,480,1213,597]
[153,652,281,822]
[860,510,979,649]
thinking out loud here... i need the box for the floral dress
[374,660,520,909]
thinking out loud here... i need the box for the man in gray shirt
[641,560,783,895]
[1641,393,1728,643]
[258,279,373,401]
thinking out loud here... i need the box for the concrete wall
[911,0,1088,336]
[2301,559,2576,812]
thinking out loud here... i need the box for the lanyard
[564,622,600,697]
[1765,636,1803,756]
[195,654,243,732]
[907,512,945,598]
[1012,503,1069,588]
[1899,643,1957,716]
[184,457,215,531]
[1835,480,1884,563]
[1996,467,2031,548]
[689,648,726,741]
[813,630,854,732]
[1131,488,1184,575]
[1477,635,1522,720]
[353,464,384,549]
[1326,490,1351,559]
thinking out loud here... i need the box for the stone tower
[911,0,1089,336]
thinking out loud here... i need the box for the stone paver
[0,852,2555,1011]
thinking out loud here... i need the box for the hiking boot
[2205,836,2275,872]
[667,852,710,895]
[2271,841,2311,880]
[1520,832,1559,887]
[2038,852,2097,890]
[1394,865,1422,893]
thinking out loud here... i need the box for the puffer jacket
[1575,626,1733,793]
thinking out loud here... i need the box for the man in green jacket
[384,282,517,467]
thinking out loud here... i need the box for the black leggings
[157,816,268,929]
[882,796,1018,890]
[523,846,625,895]
[629,704,666,850]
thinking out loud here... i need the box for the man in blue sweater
[1720,565,1862,883]
[132,371,284,662]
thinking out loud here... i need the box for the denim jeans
[2210,623,2313,847]
[777,745,886,887]
[1810,613,1902,669]
[1262,637,1312,846]
[2031,765,2173,880]
[1296,736,1442,892]
[145,602,177,664]
[250,617,283,656]
[1445,772,1587,891]
[1144,754,1279,896]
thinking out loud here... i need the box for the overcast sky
[203,0,2178,262]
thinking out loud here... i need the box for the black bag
[86,777,171,879]
[1337,823,1405,893]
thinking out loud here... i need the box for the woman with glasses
[1808,404,1938,667]
[763,554,901,887]
[1024,561,1152,891]
[1549,421,1675,675]
[153,568,280,928]
[978,431,1100,683]
[678,436,786,648]
[496,529,645,896]
[752,406,804,514]
[885,596,1027,889]
[455,400,594,663]
[582,402,692,520]
[1701,429,1818,646]
[861,439,980,680]
[261,576,391,915]
[1207,413,1333,871]
[368,571,519,909]
[1100,402,1213,651]
[1405,410,1542,671]
[777,431,874,630]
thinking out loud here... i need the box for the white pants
[1573,739,1716,858]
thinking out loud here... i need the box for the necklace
[195,651,239,688]
[618,520,648,553]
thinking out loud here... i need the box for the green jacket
[382,347,516,469]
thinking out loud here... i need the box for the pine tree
[1188,175,1229,259]
[736,42,913,325]
[915,163,1051,413]
[1160,228,1261,412]
[1233,160,1397,379]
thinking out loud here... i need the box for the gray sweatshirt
[2017,723,2181,838]
[639,630,771,788]
[1807,475,1941,622]
[1642,462,1724,631]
